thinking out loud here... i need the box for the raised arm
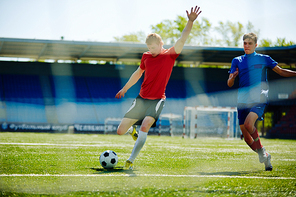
[115,67,145,99]
[272,65,296,77]
[174,6,202,54]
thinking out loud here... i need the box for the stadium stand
[0,75,6,122]
[85,77,121,100]
[166,79,196,98]
[1,38,295,136]
[0,60,295,137]
[269,105,296,139]
[3,74,47,123]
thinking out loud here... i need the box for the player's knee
[140,117,155,132]
[117,127,125,135]
[139,125,150,133]
[244,122,253,133]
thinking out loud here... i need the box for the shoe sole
[265,166,273,171]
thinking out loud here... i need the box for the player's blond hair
[145,33,164,45]
[243,33,257,44]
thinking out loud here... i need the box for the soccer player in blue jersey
[227,33,296,171]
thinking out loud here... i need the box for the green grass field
[0,132,295,196]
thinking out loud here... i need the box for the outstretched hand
[115,89,126,99]
[186,6,202,22]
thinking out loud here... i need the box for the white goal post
[183,106,240,139]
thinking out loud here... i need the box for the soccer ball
[99,150,118,169]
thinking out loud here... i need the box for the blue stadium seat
[166,79,196,98]
[3,74,47,123]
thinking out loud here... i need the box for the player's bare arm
[227,68,239,87]
[115,67,145,99]
[272,65,296,77]
[174,6,202,54]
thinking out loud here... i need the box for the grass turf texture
[0,132,295,196]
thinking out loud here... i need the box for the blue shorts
[237,103,266,125]
[124,95,165,127]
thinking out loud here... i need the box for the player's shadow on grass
[197,170,261,176]
[90,167,137,176]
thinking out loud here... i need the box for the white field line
[0,142,123,147]
[0,174,295,180]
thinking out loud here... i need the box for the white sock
[128,131,147,163]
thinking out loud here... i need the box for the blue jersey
[229,52,277,104]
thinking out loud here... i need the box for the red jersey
[139,47,179,100]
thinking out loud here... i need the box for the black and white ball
[99,150,118,169]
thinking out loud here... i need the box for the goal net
[183,106,240,138]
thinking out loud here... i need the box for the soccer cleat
[128,125,138,141]
[124,160,134,170]
[257,147,268,163]
[264,153,273,171]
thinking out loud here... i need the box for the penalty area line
[0,174,295,180]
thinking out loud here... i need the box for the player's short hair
[243,33,257,44]
[146,33,164,45]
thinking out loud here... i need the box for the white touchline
[0,174,295,180]
[0,142,126,147]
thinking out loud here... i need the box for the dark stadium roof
[0,37,296,66]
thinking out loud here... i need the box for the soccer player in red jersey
[115,6,202,170]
